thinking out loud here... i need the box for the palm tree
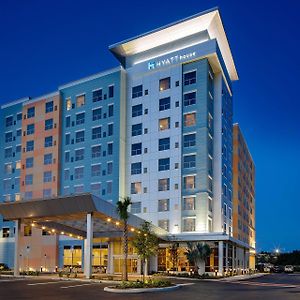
[185,242,198,273]
[116,196,132,281]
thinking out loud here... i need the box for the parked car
[273,265,284,273]
[284,265,294,273]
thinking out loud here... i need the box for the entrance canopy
[0,193,168,239]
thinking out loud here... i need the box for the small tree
[185,242,211,275]
[169,243,179,271]
[132,221,159,282]
[116,196,132,281]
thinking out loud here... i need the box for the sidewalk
[218,273,267,282]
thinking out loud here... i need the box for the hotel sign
[148,52,196,70]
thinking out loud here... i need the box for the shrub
[117,279,173,289]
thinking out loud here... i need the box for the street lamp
[44,254,47,272]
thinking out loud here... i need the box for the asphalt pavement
[0,273,299,299]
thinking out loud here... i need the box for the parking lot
[0,273,300,299]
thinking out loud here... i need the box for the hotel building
[0,8,255,276]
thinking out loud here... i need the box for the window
[66,98,72,110]
[158,158,170,171]
[183,155,196,168]
[43,188,52,198]
[183,197,195,210]
[4,163,12,174]
[184,91,196,106]
[131,162,142,175]
[108,123,113,136]
[16,161,21,169]
[45,101,53,113]
[5,147,12,158]
[107,162,113,174]
[158,178,169,191]
[108,85,114,98]
[43,171,52,183]
[92,127,101,139]
[159,117,170,131]
[45,118,53,130]
[65,116,71,128]
[158,219,169,231]
[3,179,11,191]
[27,107,35,118]
[74,185,84,194]
[74,167,84,179]
[159,77,170,91]
[158,199,169,212]
[76,94,85,107]
[64,169,70,180]
[93,89,102,102]
[75,148,85,161]
[26,140,34,152]
[131,182,141,194]
[184,71,196,85]
[76,112,85,125]
[15,193,21,201]
[16,145,21,153]
[44,136,53,147]
[91,145,101,158]
[6,116,13,127]
[91,183,101,195]
[76,130,85,143]
[132,104,143,117]
[92,108,102,121]
[2,228,10,238]
[26,157,34,168]
[132,124,142,136]
[16,129,22,137]
[24,225,32,236]
[184,176,195,190]
[17,113,22,121]
[107,181,113,194]
[183,218,196,232]
[107,143,113,155]
[5,132,13,142]
[131,143,142,156]
[184,113,196,127]
[26,124,34,135]
[65,133,70,145]
[132,85,143,98]
[91,164,101,176]
[159,97,170,111]
[183,133,196,147]
[25,174,33,185]
[44,153,52,165]
[131,202,141,214]
[65,151,70,163]
[108,105,114,117]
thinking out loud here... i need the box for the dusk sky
[0,0,299,252]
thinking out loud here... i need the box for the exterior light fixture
[61,231,64,235]
[107,218,111,222]
[130,228,135,232]
[51,229,55,233]
[116,221,120,226]
[42,226,46,230]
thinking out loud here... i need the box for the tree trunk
[123,221,128,281]
[197,260,205,275]
[145,258,148,277]
[142,259,145,282]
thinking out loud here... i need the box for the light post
[70,247,74,273]
[26,246,30,272]
[44,254,47,272]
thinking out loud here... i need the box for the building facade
[233,124,256,269]
[0,8,255,275]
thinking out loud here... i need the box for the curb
[219,273,267,282]
[104,284,181,293]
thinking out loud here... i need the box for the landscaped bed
[104,279,180,293]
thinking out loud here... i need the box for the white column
[218,241,224,276]
[225,242,229,272]
[232,245,235,271]
[107,241,114,275]
[84,213,93,279]
[14,219,20,276]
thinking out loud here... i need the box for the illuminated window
[183,197,195,210]
[159,117,170,131]
[15,193,21,201]
[131,182,142,194]
[2,228,10,238]
[4,163,12,174]
[183,217,196,232]
[184,112,196,127]
[76,94,85,108]
[158,199,169,212]
[16,161,21,169]
[158,219,169,231]
[66,98,72,111]
[24,225,32,236]
[159,77,170,91]
[184,175,195,190]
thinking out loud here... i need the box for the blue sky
[0,0,299,252]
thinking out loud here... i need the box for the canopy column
[84,213,93,279]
